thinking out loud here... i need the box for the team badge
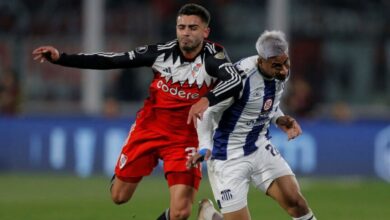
[214,52,225,59]
[191,63,202,78]
[119,153,127,169]
[135,45,148,54]
[263,98,273,111]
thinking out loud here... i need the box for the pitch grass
[0,173,389,220]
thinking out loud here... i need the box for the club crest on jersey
[135,45,148,54]
[119,153,127,169]
[263,98,273,111]
[191,63,202,78]
[214,52,225,59]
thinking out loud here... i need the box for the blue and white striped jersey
[197,55,287,160]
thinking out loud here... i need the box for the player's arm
[32,45,158,69]
[187,48,242,125]
[204,48,242,106]
[186,98,234,169]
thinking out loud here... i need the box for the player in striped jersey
[188,30,316,220]
[32,4,241,220]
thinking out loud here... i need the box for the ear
[257,57,263,66]
[203,27,210,38]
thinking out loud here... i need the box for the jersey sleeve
[204,47,242,106]
[197,97,234,150]
[271,107,285,126]
[50,45,159,69]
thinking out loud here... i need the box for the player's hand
[32,46,60,63]
[187,97,209,127]
[276,115,302,140]
[186,148,211,169]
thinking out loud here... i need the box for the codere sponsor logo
[157,80,200,99]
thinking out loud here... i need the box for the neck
[258,66,274,80]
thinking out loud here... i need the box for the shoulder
[202,40,232,71]
[132,40,178,63]
[155,39,178,52]
[203,40,226,56]
[234,55,259,77]
[131,43,159,57]
[134,40,178,55]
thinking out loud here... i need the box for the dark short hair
[177,3,210,26]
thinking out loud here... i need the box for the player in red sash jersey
[33,4,241,220]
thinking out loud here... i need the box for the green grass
[0,173,389,219]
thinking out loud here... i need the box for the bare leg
[197,199,223,220]
[222,206,251,220]
[111,176,140,205]
[169,184,197,220]
[266,175,310,218]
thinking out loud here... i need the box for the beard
[275,72,287,81]
[180,39,201,52]
[182,44,195,52]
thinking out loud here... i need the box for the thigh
[207,159,251,214]
[166,171,201,190]
[251,143,294,192]
[160,143,202,182]
[169,183,197,215]
[115,150,159,179]
[115,125,163,178]
[111,176,140,202]
[223,206,251,220]
[266,175,303,207]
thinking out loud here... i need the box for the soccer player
[187,30,317,220]
[32,4,242,220]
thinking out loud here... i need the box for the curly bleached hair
[255,30,288,59]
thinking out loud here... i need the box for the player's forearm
[52,52,131,69]
[196,99,232,149]
[196,110,214,150]
[197,129,213,151]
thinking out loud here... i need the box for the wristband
[198,148,208,156]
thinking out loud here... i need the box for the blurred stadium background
[0,0,389,219]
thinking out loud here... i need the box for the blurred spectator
[103,97,120,118]
[0,7,16,33]
[331,101,352,122]
[189,0,226,42]
[0,69,21,116]
[283,77,315,118]
[151,0,178,39]
[289,38,324,114]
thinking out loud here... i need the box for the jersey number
[265,144,280,156]
[185,147,198,168]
